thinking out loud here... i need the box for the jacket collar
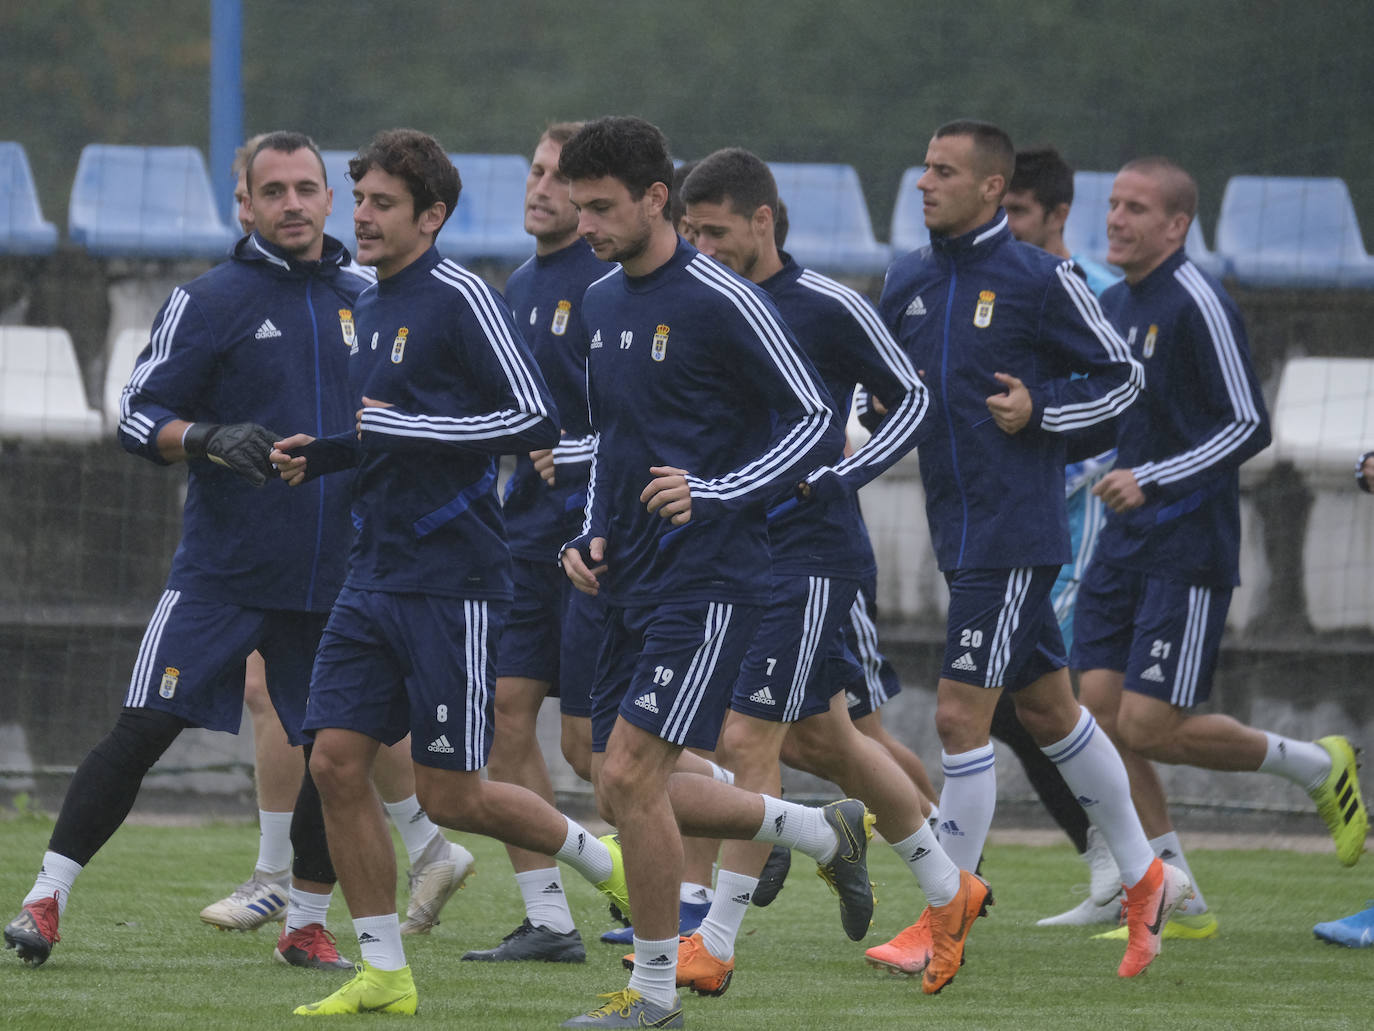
[930,211,1010,262]
[234,231,352,276]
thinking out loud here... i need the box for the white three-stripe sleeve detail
[1039,265,1142,431]
[120,288,191,442]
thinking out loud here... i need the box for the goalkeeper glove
[182,421,279,487]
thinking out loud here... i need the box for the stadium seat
[1215,176,1374,288]
[0,142,58,255]
[1269,357,1374,631]
[0,327,103,442]
[102,327,148,434]
[436,153,531,265]
[889,166,930,257]
[69,144,236,260]
[768,162,890,277]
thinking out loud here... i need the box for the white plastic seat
[0,327,103,442]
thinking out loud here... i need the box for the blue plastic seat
[0,143,58,255]
[1216,176,1374,288]
[767,163,890,277]
[889,166,930,257]
[435,153,531,265]
[69,145,235,260]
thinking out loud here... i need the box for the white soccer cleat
[1084,826,1123,906]
[1037,894,1122,927]
[199,869,290,931]
[400,837,475,935]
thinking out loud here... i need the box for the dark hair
[1010,146,1074,213]
[934,119,1015,184]
[540,121,585,148]
[669,159,699,228]
[680,147,780,221]
[349,129,461,229]
[246,130,326,193]
[774,198,789,248]
[1119,155,1199,219]
[558,116,675,219]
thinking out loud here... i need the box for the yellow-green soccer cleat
[1092,910,1218,941]
[561,988,683,1028]
[594,834,632,926]
[815,799,878,941]
[293,961,417,1016]
[1309,736,1368,866]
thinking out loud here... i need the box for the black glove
[182,421,279,487]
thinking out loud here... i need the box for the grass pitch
[1,813,1368,1029]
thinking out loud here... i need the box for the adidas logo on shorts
[1141,663,1166,683]
[951,652,978,673]
[634,692,660,714]
[846,691,862,708]
[749,686,776,706]
[427,734,455,754]
[255,318,283,340]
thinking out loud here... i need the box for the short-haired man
[875,120,1189,981]
[273,130,638,1017]
[460,120,605,964]
[1075,157,1367,938]
[5,132,370,973]
[558,116,875,1028]
[678,146,986,997]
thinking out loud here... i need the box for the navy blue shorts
[304,587,507,771]
[841,576,901,720]
[941,566,1066,692]
[1071,562,1231,707]
[731,575,858,723]
[496,557,602,717]
[122,589,325,743]
[591,600,762,753]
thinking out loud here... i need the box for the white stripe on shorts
[784,577,830,722]
[1172,586,1212,708]
[662,603,732,745]
[464,600,490,767]
[849,591,888,707]
[986,569,1033,688]
[125,589,181,709]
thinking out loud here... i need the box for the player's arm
[561,363,610,591]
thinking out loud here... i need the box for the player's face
[569,175,657,267]
[524,137,578,250]
[917,134,997,238]
[248,147,331,260]
[685,198,768,281]
[353,166,444,280]
[1002,188,1053,250]
[1106,168,1188,283]
[234,168,253,234]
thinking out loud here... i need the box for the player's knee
[307,739,365,800]
[933,702,985,752]
[1114,713,1167,757]
[99,707,186,773]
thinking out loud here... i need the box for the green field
[1,813,1368,1029]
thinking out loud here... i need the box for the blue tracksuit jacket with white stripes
[117,231,371,612]
[877,212,1143,571]
[568,239,843,608]
[1092,248,1271,588]
[762,255,931,578]
[500,238,605,564]
[336,246,559,600]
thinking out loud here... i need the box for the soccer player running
[674,146,987,997]
[459,121,605,965]
[4,132,368,973]
[273,130,627,1017]
[873,120,1189,981]
[557,116,877,1028]
[1073,157,1367,938]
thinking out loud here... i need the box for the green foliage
[1,817,1367,1029]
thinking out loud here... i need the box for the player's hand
[986,372,1032,434]
[641,465,693,525]
[531,448,556,486]
[182,421,279,487]
[562,537,608,595]
[356,396,392,438]
[1094,467,1146,512]
[271,433,315,487]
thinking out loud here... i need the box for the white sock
[756,796,836,861]
[695,869,755,961]
[556,819,613,884]
[627,934,680,1008]
[285,885,332,934]
[1042,706,1154,887]
[681,881,713,905]
[704,759,735,785]
[255,810,293,876]
[1150,831,1208,914]
[352,913,406,971]
[890,823,961,907]
[383,796,442,864]
[936,744,996,871]
[25,851,83,914]
[515,867,576,934]
[1258,732,1332,790]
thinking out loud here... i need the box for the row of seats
[4,142,1374,286]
